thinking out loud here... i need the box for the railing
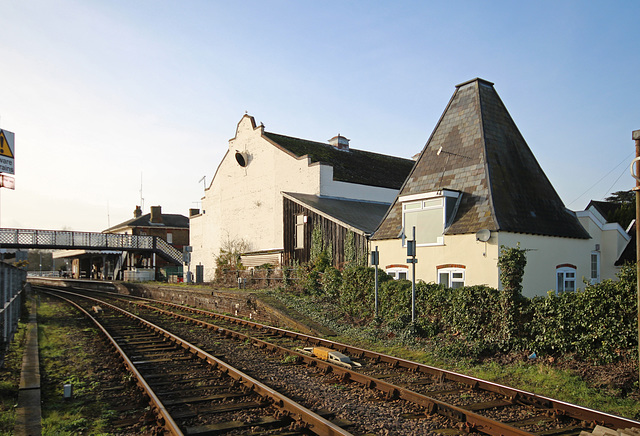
[154,237,183,265]
[1,262,26,358]
[0,228,182,265]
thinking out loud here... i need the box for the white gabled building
[190,114,414,281]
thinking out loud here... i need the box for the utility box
[63,383,73,399]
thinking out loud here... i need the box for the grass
[37,297,115,435]
[0,315,27,436]
[468,361,639,418]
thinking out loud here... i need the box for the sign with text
[0,129,15,175]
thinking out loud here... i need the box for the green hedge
[285,263,638,364]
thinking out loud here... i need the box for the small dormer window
[400,190,461,246]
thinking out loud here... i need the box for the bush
[321,267,342,299]
[526,264,637,363]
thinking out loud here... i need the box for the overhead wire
[566,152,633,207]
[600,165,629,200]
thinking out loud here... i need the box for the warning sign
[0,129,15,175]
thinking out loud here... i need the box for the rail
[0,228,182,265]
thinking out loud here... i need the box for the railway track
[40,288,353,435]
[37,284,640,436]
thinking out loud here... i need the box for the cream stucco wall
[374,233,501,290]
[374,225,627,299]
[496,232,595,298]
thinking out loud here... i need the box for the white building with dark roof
[372,78,629,297]
[190,114,414,281]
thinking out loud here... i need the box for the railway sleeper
[183,415,291,436]
[162,391,248,406]
[460,398,514,412]
[170,400,271,420]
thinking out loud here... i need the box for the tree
[605,190,634,229]
[215,232,250,271]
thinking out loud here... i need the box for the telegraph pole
[633,129,640,387]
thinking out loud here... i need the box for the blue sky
[0,1,638,230]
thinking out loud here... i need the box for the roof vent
[328,135,349,151]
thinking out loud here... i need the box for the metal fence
[1,262,27,358]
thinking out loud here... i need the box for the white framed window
[167,232,173,244]
[400,190,461,246]
[556,265,576,293]
[437,265,465,289]
[295,215,305,249]
[590,252,600,284]
[386,265,409,280]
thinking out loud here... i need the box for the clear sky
[1,1,638,231]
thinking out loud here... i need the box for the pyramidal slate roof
[373,78,589,240]
[263,132,415,190]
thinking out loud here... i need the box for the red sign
[1,174,15,190]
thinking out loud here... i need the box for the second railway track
[41,287,354,435]
[36,284,640,436]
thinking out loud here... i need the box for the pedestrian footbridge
[0,228,183,266]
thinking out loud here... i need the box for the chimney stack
[189,208,200,217]
[328,135,350,151]
[133,206,142,218]
[150,206,163,223]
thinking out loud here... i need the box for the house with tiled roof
[372,78,629,297]
[56,205,189,280]
[190,114,415,281]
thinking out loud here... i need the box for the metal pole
[633,129,640,389]
[411,226,416,324]
[374,246,379,318]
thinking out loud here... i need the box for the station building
[371,78,630,297]
[189,115,415,281]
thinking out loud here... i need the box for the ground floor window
[295,215,305,249]
[437,265,465,288]
[556,264,576,293]
[386,265,408,280]
[590,252,600,284]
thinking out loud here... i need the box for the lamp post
[371,246,379,318]
[632,129,640,388]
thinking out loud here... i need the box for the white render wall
[191,115,405,281]
[319,165,400,203]
[576,208,629,282]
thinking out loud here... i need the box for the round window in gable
[235,151,248,167]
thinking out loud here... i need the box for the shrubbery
[281,258,638,364]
